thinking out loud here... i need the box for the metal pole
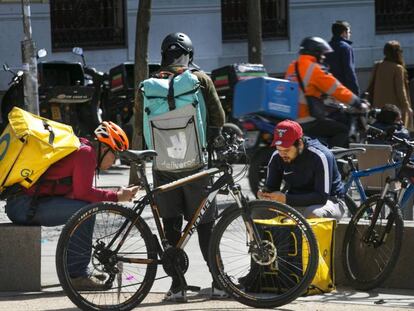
[21,0,39,115]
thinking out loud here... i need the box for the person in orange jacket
[285,36,366,147]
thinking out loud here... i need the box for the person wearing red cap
[257,119,345,220]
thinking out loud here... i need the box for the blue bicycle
[341,132,414,290]
[332,146,405,216]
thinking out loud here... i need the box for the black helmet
[299,36,333,58]
[161,32,194,61]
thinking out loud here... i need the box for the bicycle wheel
[56,202,158,311]
[209,200,318,308]
[342,194,403,290]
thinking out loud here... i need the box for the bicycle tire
[56,202,158,311]
[209,200,319,308]
[342,194,403,290]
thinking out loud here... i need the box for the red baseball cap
[271,120,303,148]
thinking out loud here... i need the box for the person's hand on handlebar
[117,185,140,202]
[351,98,370,112]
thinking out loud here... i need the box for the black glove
[207,126,221,141]
[351,97,370,110]
[212,134,226,149]
[207,126,225,148]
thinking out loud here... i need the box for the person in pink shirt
[5,121,139,290]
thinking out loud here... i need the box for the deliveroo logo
[0,133,10,161]
[167,132,187,159]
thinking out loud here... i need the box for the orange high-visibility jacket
[285,55,358,123]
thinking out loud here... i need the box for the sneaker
[211,286,229,299]
[93,273,107,282]
[163,288,188,303]
[71,275,107,291]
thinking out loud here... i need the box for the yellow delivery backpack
[0,107,80,193]
[251,217,336,295]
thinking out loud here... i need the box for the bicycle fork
[364,179,402,247]
[230,187,266,258]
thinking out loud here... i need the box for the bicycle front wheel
[209,200,318,308]
[342,194,403,290]
[56,202,158,311]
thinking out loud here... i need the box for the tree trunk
[247,0,262,64]
[130,0,151,185]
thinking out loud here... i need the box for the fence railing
[50,0,126,50]
[376,0,414,33]
[221,0,288,40]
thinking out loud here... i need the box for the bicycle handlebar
[367,125,413,147]
[210,133,245,166]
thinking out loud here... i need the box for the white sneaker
[163,288,188,303]
[210,286,229,299]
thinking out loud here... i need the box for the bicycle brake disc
[251,240,277,266]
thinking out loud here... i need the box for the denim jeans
[5,194,94,278]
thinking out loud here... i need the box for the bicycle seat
[330,147,366,159]
[120,149,158,162]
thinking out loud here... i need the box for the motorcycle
[104,62,161,141]
[1,48,99,138]
[1,49,47,130]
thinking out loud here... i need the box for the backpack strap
[167,76,176,111]
[294,61,306,93]
[42,120,55,145]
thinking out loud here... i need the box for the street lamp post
[21,0,39,115]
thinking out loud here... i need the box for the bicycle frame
[109,159,256,265]
[344,161,401,202]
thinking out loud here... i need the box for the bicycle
[341,129,414,290]
[332,145,401,216]
[55,132,319,310]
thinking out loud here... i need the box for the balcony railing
[376,0,414,33]
[50,0,126,51]
[221,0,288,40]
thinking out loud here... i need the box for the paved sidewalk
[0,288,413,310]
[1,164,414,310]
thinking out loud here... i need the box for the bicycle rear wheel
[342,194,403,290]
[56,202,158,311]
[209,200,318,308]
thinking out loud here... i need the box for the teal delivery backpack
[141,70,207,172]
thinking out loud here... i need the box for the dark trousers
[303,118,349,148]
[163,216,215,290]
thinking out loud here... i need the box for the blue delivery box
[233,77,299,119]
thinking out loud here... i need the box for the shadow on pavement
[300,286,414,307]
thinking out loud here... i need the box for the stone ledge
[335,222,414,289]
[0,223,41,291]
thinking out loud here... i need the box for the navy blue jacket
[265,138,344,207]
[325,36,360,96]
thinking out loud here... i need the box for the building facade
[0,0,413,92]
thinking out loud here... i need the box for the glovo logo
[0,133,10,161]
[21,168,33,179]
